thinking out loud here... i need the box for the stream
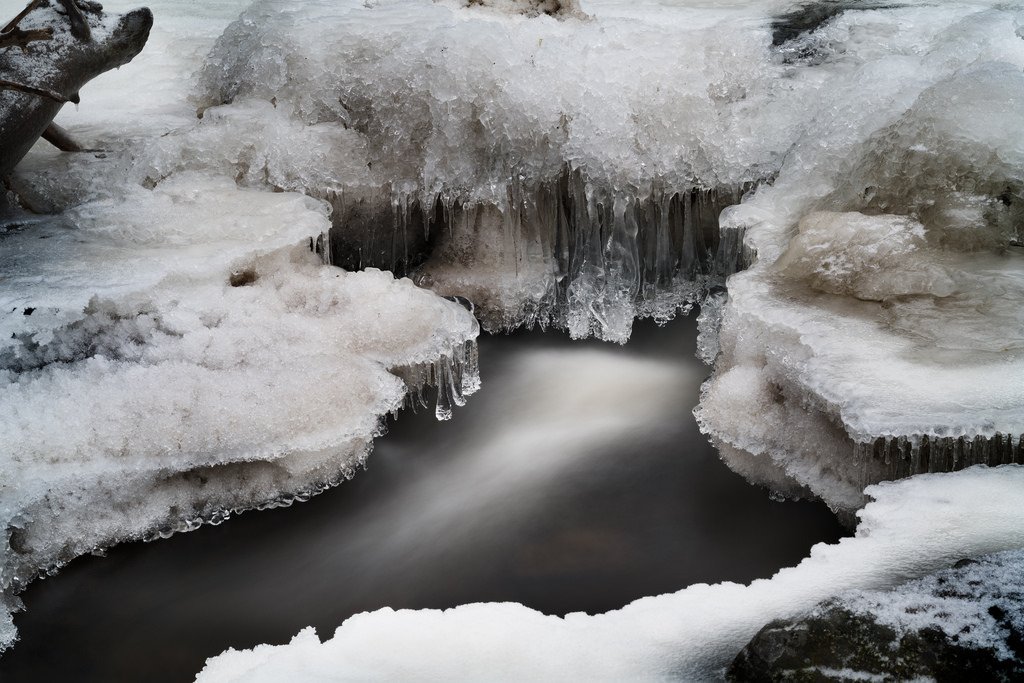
[0,313,844,682]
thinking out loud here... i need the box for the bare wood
[1,0,43,34]
[0,78,73,103]
[57,0,92,42]
[0,26,53,51]
[41,121,85,151]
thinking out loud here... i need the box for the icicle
[323,163,755,341]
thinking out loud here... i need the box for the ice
[0,235,479,653]
[3,0,1023,665]
[775,212,957,301]
[0,0,479,652]
[172,0,1024,350]
[696,6,1024,515]
[194,465,1024,682]
[434,0,586,19]
[188,0,802,339]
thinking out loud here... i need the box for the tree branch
[56,0,92,42]
[2,0,43,35]
[42,122,86,151]
[0,26,53,51]
[0,78,75,103]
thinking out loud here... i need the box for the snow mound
[187,0,798,339]
[194,465,1024,682]
[0,0,480,653]
[696,9,1024,514]
[730,549,1024,680]
[844,550,1024,662]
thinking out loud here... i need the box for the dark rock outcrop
[730,550,1024,682]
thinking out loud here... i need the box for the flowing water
[0,313,844,682]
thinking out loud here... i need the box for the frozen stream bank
[0,317,845,682]
[2,0,1024,678]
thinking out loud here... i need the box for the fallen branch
[56,0,92,42]
[42,121,86,151]
[0,26,53,51]
[1,0,42,34]
[0,78,75,103]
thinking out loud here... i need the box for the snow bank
[195,465,1024,682]
[1,0,479,652]
[696,5,1024,514]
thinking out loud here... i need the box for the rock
[729,549,1024,681]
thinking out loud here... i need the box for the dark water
[0,314,845,683]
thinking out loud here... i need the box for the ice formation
[1,0,1021,672]
[195,465,1024,682]
[0,0,478,652]
[694,3,1024,516]
[186,0,802,340]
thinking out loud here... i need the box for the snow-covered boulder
[731,550,1024,681]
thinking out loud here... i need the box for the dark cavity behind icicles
[771,1,902,47]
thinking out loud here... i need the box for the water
[0,314,844,682]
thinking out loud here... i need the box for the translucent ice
[188,0,799,339]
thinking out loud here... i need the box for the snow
[189,0,798,339]
[195,465,1024,682]
[696,7,1024,514]
[0,0,478,652]
[841,549,1024,662]
[2,0,1022,669]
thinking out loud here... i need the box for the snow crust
[1,0,479,652]
[195,466,1024,682]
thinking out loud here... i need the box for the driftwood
[0,26,53,52]
[41,121,85,151]
[0,0,152,177]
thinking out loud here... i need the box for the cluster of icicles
[322,170,758,342]
[856,434,1024,487]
